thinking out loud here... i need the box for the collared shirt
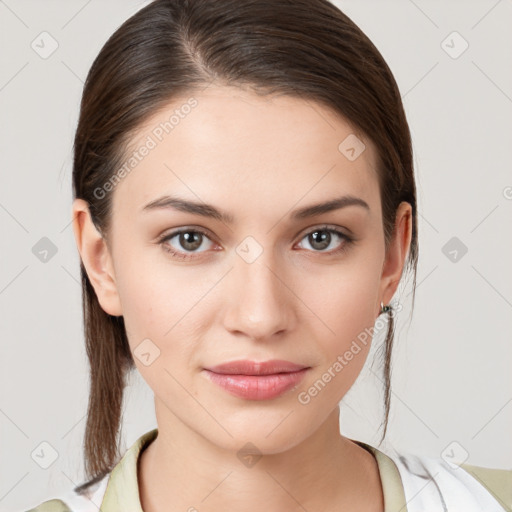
[26,428,511,512]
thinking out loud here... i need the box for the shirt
[25,427,512,512]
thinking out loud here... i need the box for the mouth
[202,359,311,400]
[203,359,310,376]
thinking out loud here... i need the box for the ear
[71,198,123,316]
[377,201,413,315]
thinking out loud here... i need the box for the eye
[296,225,353,255]
[157,224,354,261]
[158,228,216,260]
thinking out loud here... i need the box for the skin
[72,85,412,512]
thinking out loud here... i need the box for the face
[74,85,410,454]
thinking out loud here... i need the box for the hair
[72,0,418,491]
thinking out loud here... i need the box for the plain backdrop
[1,0,511,510]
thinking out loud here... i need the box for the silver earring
[380,301,391,314]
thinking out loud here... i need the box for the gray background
[1,0,511,510]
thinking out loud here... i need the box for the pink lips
[203,359,310,400]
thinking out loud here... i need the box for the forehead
[111,86,380,222]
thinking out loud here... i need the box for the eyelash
[157,225,354,261]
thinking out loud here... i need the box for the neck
[138,401,384,512]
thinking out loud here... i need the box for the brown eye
[307,230,332,251]
[159,228,216,260]
[177,231,203,251]
[297,226,353,255]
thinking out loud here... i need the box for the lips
[204,359,309,375]
[202,359,311,400]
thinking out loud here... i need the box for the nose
[222,250,296,341]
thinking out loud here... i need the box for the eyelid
[157,225,216,242]
[294,224,353,251]
[157,223,353,259]
[157,223,349,244]
[297,223,351,239]
[156,226,219,261]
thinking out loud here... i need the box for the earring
[380,301,391,314]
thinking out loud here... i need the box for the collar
[100,428,408,511]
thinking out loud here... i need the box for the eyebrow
[141,194,370,224]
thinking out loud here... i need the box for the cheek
[114,251,214,362]
[302,257,382,379]
[299,276,379,407]
[114,265,197,395]
[310,261,381,331]
[114,244,181,331]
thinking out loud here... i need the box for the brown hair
[72,0,418,490]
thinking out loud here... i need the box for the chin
[199,411,313,455]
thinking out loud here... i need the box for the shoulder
[25,500,72,512]
[23,428,159,512]
[23,473,110,512]
[390,449,511,512]
[459,461,512,512]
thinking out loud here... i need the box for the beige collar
[101,428,408,511]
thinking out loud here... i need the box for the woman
[25,0,511,511]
